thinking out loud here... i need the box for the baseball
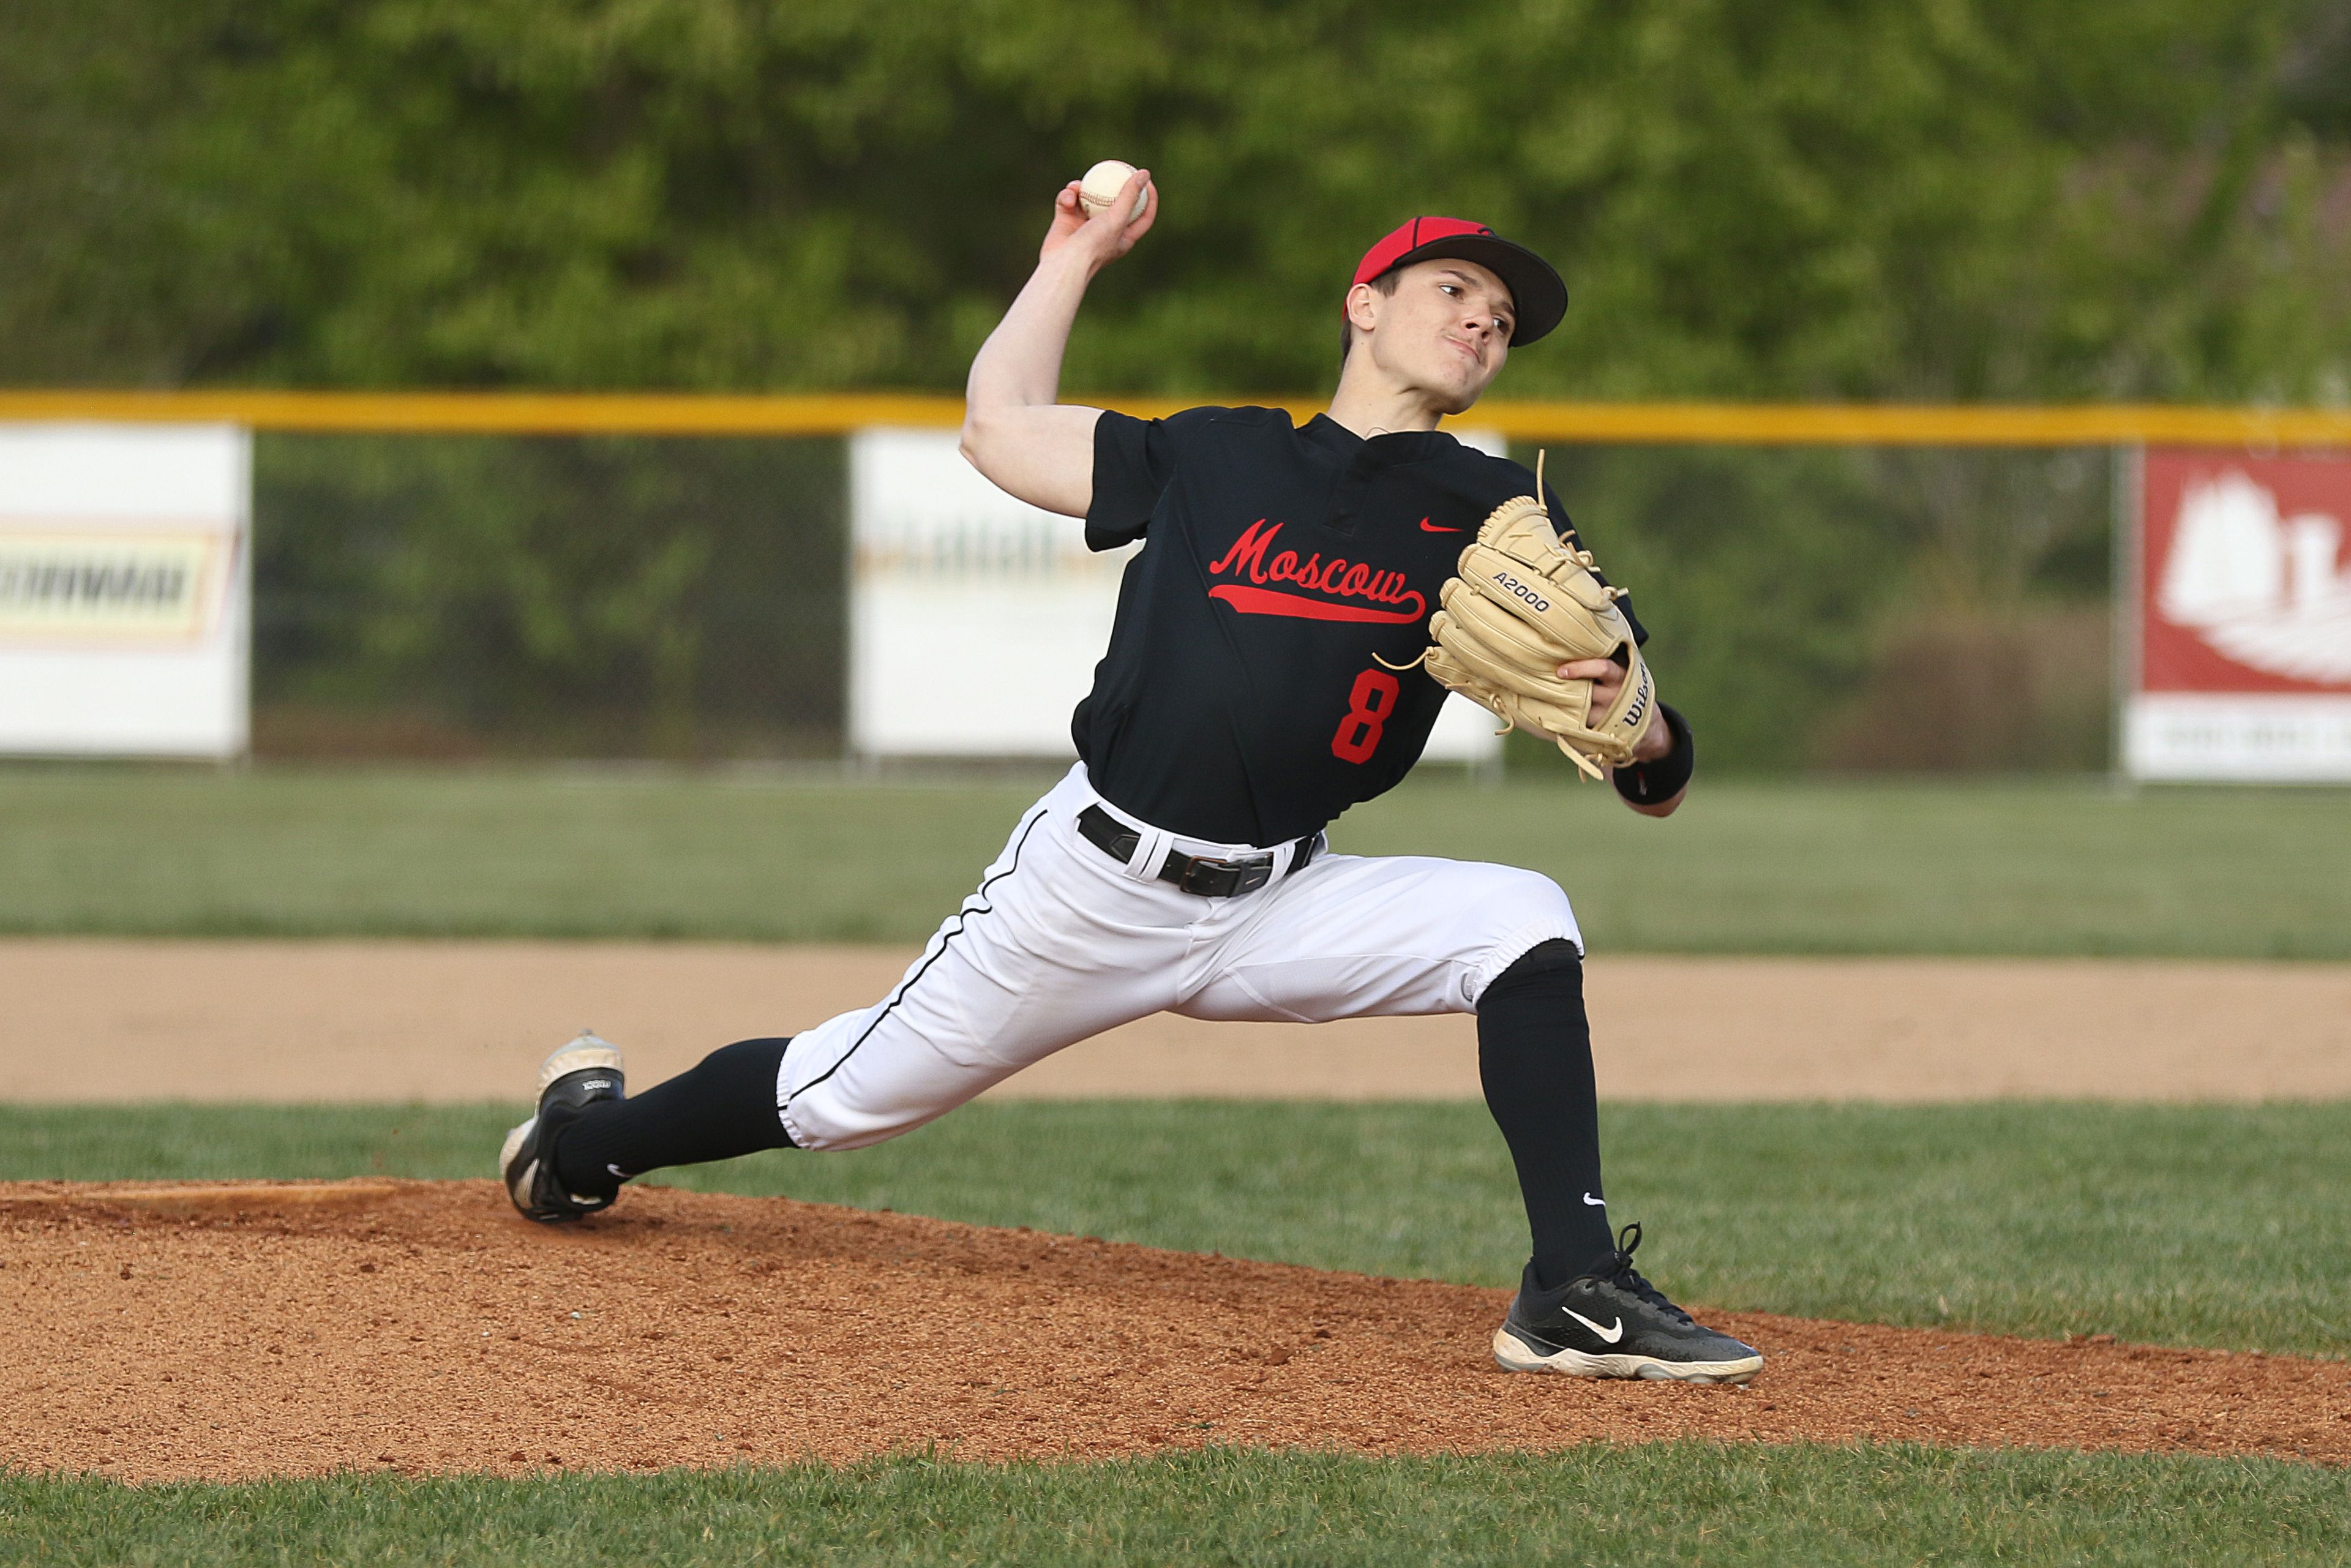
[1078,159,1144,222]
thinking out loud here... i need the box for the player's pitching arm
[959,168,1159,518]
[1563,656,1687,817]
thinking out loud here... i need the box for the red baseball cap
[1349,217,1569,345]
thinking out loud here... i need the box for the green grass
[13,1103,2347,1561]
[3,766,2347,955]
[6,1444,2349,1567]
[8,1101,2345,1357]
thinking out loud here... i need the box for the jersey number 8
[1330,667,1401,764]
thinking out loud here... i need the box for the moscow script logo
[1205,520,1427,624]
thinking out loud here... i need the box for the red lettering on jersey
[1208,586,1427,623]
[1207,519,1283,582]
[1205,522,1427,622]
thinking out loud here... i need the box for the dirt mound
[4,1181,2344,1482]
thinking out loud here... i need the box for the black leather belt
[1076,804,1318,898]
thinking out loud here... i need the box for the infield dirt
[6,1180,2345,1482]
[7,941,2350,1102]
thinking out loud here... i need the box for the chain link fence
[252,433,846,759]
[247,429,2115,773]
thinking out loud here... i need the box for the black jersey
[1074,406,1645,847]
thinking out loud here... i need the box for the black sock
[1477,940,1616,1291]
[551,1037,798,1197]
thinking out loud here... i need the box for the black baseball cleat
[1493,1222,1764,1384]
[500,1030,627,1223]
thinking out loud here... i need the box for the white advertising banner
[0,423,251,757]
[848,426,1504,763]
[2124,449,2351,782]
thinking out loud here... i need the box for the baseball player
[502,170,1762,1384]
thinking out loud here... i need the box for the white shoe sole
[1493,1324,1763,1384]
[498,1032,627,1203]
[498,1115,536,1180]
[536,1034,624,1093]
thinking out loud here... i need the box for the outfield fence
[2,391,2350,446]
[2,394,2347,775]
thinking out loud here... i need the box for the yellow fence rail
[2,389,2349,447]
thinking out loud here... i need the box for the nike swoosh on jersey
[1419,519,1464,533]
[1207,585,1427,623]
[1583,1192,1607,1207]
[1564,1307,1625,1344]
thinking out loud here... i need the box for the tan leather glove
[1415,492,1656,780]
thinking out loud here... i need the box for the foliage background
[4,0,2348,765]
[252,435,844,757]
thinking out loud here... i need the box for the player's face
[1360,260,1516,413]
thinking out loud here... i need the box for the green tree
[6,0,2347,401]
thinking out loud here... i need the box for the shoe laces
[1599,1222,1693,1326]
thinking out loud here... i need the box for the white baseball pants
[775,763,1581,1150]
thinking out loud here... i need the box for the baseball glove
[1398,481,1655,781]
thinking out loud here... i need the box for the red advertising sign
[2127,449,2351,779]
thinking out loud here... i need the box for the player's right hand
[1041,170,1157,273]
[1559,657,1667,760]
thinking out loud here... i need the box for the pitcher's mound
[4,1180,2343,1481]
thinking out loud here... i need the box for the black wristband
[1611,703,1694,806]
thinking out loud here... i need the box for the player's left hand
[1559,658,1671,760]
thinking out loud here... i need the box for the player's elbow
[957,408,999,472]
[1623,787,1685,819]
[958,406,1032,491]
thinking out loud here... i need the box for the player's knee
[1481,937,1584,1010]
[1457,866,1580,1010]
[1515,865,1575,916]
[1471,864,1577,937]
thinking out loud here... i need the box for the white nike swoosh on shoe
[1582,1192,1606,1207]
[1564,1307,1624,1344]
